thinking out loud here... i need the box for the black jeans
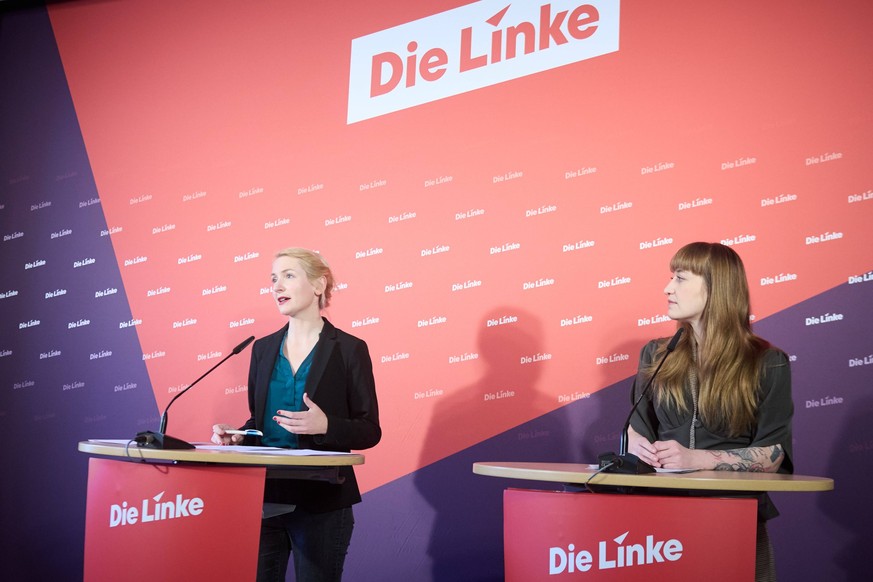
[257,506,354,582]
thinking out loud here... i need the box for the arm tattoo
[707,444,784,472]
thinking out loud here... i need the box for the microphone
[135,335,255,450]
[598,328,684,474]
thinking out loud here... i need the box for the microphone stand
[135,336,255,450]
[598,328,684,474]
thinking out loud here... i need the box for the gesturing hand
[273,393,328,436]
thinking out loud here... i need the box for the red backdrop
[47,0,873,496]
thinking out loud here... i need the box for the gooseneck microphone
[598,327,684,474]
[135,335,255,450]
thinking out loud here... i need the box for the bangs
[669,242,712,275]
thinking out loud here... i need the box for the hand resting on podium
[627,426,785,472]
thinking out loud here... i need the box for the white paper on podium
[86,439,354,456]
[195,444,356,456]
[584,462,696,473]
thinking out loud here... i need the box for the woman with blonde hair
[628,242,792,581]
[213,247,381,582]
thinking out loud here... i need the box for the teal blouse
[262,332,315,449]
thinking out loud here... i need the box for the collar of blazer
[305,317,339,401]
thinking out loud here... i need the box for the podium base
[597,452,656,474]
[135,431,195,450]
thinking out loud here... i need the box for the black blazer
[242,318,381,512]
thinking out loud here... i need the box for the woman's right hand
[211,423,244,446]
[627,425,661,468]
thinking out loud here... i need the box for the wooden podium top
[473,461,833,493]
[79,440,364,467]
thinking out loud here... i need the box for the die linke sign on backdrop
[503,489,756,581]
[348,0,620,123]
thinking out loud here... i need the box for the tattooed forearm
[707,445,784,472]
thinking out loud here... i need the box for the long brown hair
[647,242,770,436]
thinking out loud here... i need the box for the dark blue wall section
[757,281,873,582]
[1,7,159,580]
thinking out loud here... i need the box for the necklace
[689,347,699,450]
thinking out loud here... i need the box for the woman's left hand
[651,439,704,470]
[274,393,328,435]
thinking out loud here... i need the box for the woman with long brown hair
[628,242,793,581]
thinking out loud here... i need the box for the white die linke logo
[549,531,684,575]
[109,491,204,527]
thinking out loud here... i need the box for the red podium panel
[83,458,265,582]
[504,488,756,581]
